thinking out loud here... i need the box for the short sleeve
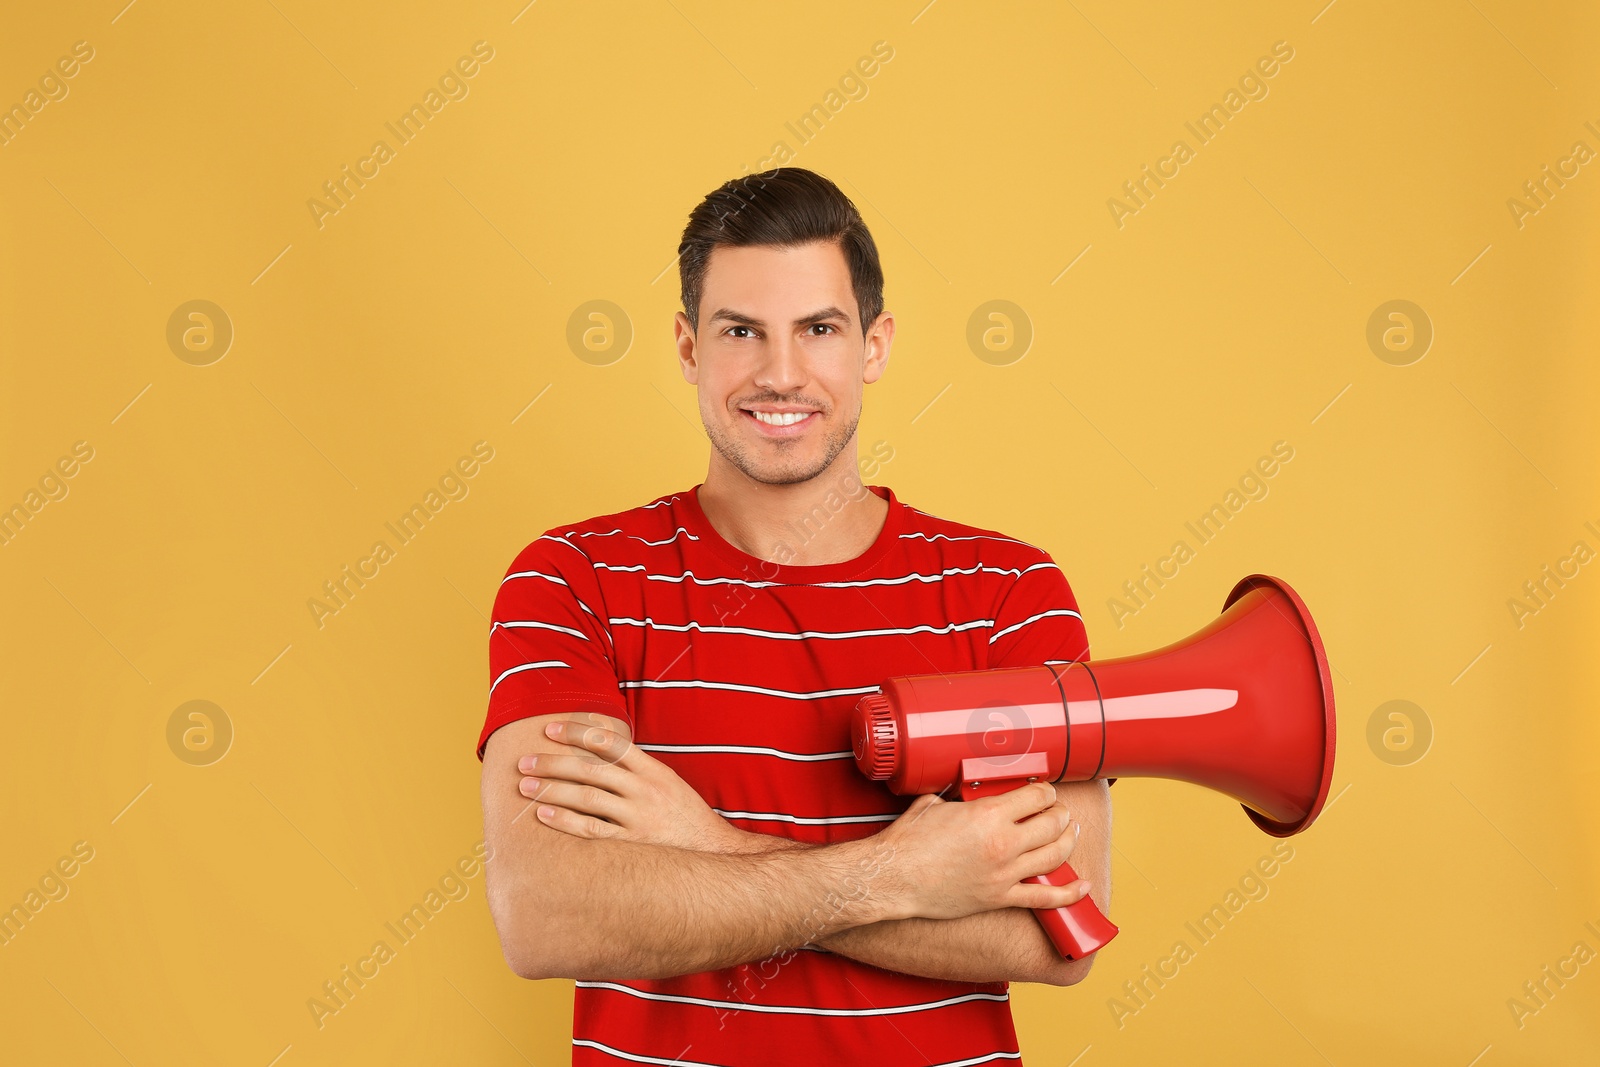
[987,549,1115,787]
[476,531,631,760]
[987,551,1090,670]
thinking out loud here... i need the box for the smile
[742,409,819,435]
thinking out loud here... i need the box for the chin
[741,461,831,487]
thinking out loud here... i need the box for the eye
[726,325,755,339]
[808,323,836,336]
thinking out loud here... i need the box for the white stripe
[502,567,575,587]
[489,660,570,695]
[618,679,880,701]
[713,808,898,825]
[573,526,700,546]
[493,620,588,641]
[539,533,583,554]
[610,616,992,641]
[637,743,853,762]
[498,568,605,628]
[592,562,1051,589]
[500,570,599,619]
[574,981,1006,1016]
[571,1039,1019,1067]
[571,1039,721,1067]
[988,608,1083,644]
[899,530,1031,548]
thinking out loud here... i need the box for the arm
[720,780,1110,985]
[511,715,1106,985]
[812,780,1111,986]
[483,712,1089,982]
[483,712,888,981]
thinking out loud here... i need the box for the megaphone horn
[851,573,1337,958]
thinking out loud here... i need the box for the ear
[862,311,894,385]
[674,311,699,384]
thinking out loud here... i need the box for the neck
[697,453,888,567]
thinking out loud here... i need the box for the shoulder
[890,490,1060,572]
[502,488,696,574]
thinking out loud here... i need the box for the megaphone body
[851,574,1336,960]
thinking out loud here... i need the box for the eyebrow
[707,306,853,329]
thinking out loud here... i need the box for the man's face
[675,239,891,487]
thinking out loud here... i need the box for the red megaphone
[850,574,1336,959]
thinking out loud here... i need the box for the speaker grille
[856,693,898,780]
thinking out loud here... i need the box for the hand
[519,714,745,853]
[869,781,1089,921]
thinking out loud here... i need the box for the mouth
[741,407,821,436]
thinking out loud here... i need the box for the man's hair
[677,168,885,339]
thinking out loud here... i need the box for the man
[477,167,1113,1066]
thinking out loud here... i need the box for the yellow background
[2,1,1596,1063]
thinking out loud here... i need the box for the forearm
[487,814,898,981]
[816,781,1113,985]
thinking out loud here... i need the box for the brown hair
[677,168,885,339]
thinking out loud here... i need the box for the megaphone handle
[1025,860,1119,959]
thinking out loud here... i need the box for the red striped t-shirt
[478,483,1093,1067]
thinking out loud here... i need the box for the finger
[1007,878,1094,911]
[1013,819,1079,879]
[519,751,631,793]
[990,780,1058,819]
[544,721,636,766]
[520,776,624,820]
[1016,801,1073,853]
[530,801,622,840]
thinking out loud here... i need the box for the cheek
[700,369,745,412]
[699,388,736,427]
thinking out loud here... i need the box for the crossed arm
[771,781,1110,986]
[484,710,1112,987]
[711,782,1112,986]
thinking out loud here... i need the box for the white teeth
[751,410,812,426]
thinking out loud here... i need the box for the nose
[753,332,807,396]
